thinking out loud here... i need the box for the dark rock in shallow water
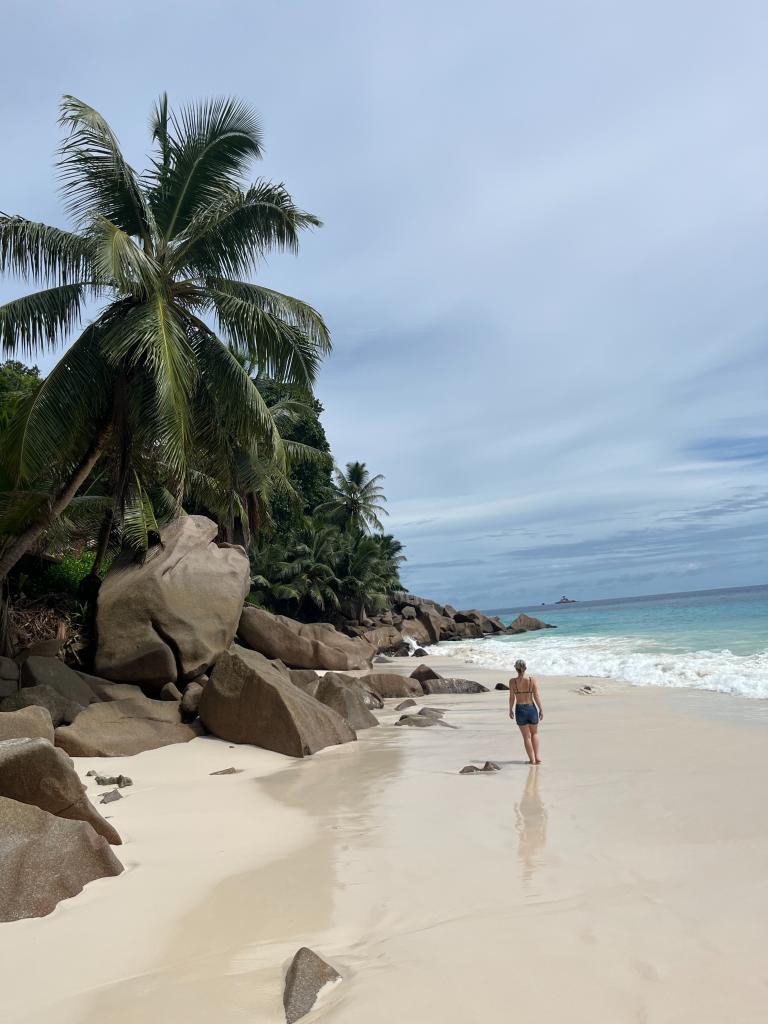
[506,613,555,633]
[396,714,457,729]
[394,699,417,711]
[459,761,501,774]
[495,682,510,691]
[417,707,446,719]
[412,648,428,657]
[373,654,393,663]
[283,946,341,1023]
[0,796,123,922]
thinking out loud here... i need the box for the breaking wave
[429,634,768,700]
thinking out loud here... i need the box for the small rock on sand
[283,947,341,1023]
[394,699,417,711]
[99,789,122,804]
[210,767,243,775]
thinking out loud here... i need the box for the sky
[1,0,767,609]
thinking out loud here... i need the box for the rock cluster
[342,592,554,654]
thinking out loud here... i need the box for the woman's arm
[532,678,544,720]
[509,682,516,718]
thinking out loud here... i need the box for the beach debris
[495,682,510,691]
[89,773,133,788]
[99,789,123,805]
[210,767,243,775]
[394,699,417,711]
[283,946,341,1023]
[459,761,501,774]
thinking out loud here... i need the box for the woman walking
[509,659,543,764]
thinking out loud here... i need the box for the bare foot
[535,759,542,764]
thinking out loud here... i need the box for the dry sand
[2,653,768,1023]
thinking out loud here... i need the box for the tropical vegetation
[0,96,405,652]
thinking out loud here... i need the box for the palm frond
[150,97,264,240]
[0,283,89,358]
[90,216,160,295]
[58,95,154,244]
[2,323,113,484]
[205,280,329,387]
[171,181,320,277]
[0,216,93,285]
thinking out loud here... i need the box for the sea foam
[430,634,768,700]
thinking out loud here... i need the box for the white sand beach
[2,654,768,1024]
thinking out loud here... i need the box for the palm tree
[317,461,387,534]
[334,531,391,621]
[0,94,330,583]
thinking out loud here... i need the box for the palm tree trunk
[0,425,112,583]
[90,505,115,578]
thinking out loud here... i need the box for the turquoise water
[435,585,768,699]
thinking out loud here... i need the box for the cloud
[0,0,767,607]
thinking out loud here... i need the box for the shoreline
[2,654,768,1022]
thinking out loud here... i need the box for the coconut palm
[317,460,387,534]
[0,94,330,583]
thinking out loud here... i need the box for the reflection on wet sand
[515,767,548,886]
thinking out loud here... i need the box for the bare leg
[530,724,541,763]
[518,725,535,763]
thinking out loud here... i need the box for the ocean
[432,585,768,699]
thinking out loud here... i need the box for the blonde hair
[514,659,527,673]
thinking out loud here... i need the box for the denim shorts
[515,703,539,726]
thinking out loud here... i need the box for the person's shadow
[515,766,548,885]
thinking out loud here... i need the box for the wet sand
[2,655,768,1023]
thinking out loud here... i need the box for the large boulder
[507,613,554,633]
[94,515,250,689]
[20,657,98,706]
[399,619,431,647]
[454,609,499,634]
[295,673,379,731]
[453,621,484,640]
[54,698,200,757]
[1,684,85,726]
[199,647,356,757]
[0,706,54,743]
[420,677,489,695]
[357,672,424,699]
[0,737,120,844]
[0,797,123,922]
[410,664,443,685]
[359,624,404,653]
[237,607,373,671]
